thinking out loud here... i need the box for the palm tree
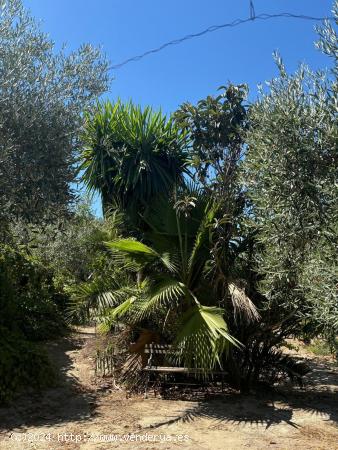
[103,190,246,371]
[80,100,189,219]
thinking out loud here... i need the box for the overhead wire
[109,6,335,71]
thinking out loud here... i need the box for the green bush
[0,243,66,341]
[0,243,64,403]
[0,328,55,404]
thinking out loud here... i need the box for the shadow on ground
[144,356,338,430]
[145,387,338,430]
[0,335,97,431]
[0,331,337,435]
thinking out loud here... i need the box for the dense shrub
[0,243,65,402]
[0,243,67,341]
[0,328,55,404]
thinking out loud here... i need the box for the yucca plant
[80,100,189,219]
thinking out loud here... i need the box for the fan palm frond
[106,238,177,273]
[135,276,186,320]
[188,201,217,280]
[106,296,136,322]
[174,305,241,370]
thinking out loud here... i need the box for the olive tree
[0,0,109,224]
[243,10,337,348]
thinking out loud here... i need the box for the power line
[109,12,335,71]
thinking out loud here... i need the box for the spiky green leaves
[80,100,189,218]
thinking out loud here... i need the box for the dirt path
[0,328,337,449]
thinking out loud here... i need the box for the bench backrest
[144,343,172,355]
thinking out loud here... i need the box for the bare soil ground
[0,327,337,450]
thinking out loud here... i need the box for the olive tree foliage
[302,7,338,343]
[9,198,110,282]
[315,1,338,79]
[0,0,109,224]
[243,10,337,347]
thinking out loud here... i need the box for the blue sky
[24,0,335,215]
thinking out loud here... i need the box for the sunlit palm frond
[106,296,136,322]
[174,305,241,370]
[105,239,158,265]
[135,276,186,320]
[66,271,132,323]
[105,238,177,273]
[98,296,136,333]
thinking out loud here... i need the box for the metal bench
[143,343,227,397]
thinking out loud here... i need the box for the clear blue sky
[24,0,335,215]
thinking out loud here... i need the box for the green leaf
[135,277,186,320]
[108,297,135,322]
[106,239,157,256]
[174,305,241,370]
[106,238,177,272]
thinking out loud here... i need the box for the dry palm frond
[120,353,143,378]
[228,282,261,324]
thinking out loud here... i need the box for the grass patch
[306,339,333,357]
